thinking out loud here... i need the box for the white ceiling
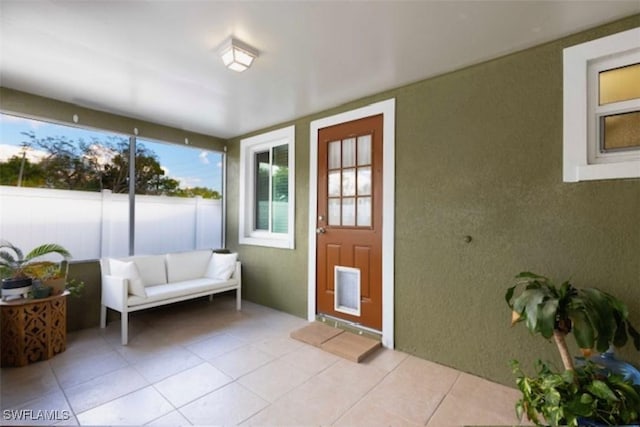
[1,1,638,139]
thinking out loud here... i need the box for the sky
[0,113,223,192]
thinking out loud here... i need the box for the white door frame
[308,98,395,349]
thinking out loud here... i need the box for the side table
[1,291,69,367]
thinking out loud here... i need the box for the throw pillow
[109,259,147,297]
[205,253,238,280]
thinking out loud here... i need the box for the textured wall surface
[226,15,640,386]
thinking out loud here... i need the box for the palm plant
[506,272,640,426]
[506,272,639,371]
[0,240,71,280]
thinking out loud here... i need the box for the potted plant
[506,272,640,426]
[0,240,72,297]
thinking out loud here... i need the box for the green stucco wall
[226,15,640,386]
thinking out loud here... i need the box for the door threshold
[316,313,382,341]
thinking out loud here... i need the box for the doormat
[290,322,344,346]
[290,323,381,363]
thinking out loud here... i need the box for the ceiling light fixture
[219,37,259,72]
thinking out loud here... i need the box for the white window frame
[563,28,640,182]
[239,125,295,249]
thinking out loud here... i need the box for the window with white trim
[239,125,295,249]
[563,28,640,182]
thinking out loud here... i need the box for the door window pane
[357,135,372,165]
[342,168,356,196]
[328,171,341,197]
[342,198,355,226]
[328,140,341,169]
[328,199,341,226]
[357,197,372,227]
[357,167,371,196]
[342,138,356,168]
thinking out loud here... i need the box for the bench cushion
[127,278,234,306]
[205,253,238,280]
[122,255,167,287]
[109,259,147,297]
[166,250,212,283]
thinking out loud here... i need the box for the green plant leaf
[579,393,593,404]
[516,271,548,281]
[581,288,616,352]
[539,298,559,339]
[568,308,595,352]
[587,380,619,402]
[628,322,640,351]
[24,243,71,261]
[505,285,516,308]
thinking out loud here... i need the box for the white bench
[100,250,241,345]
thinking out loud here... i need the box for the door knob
[316,227,326,234]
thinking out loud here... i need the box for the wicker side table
[0,291,68,367]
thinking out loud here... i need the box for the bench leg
[236,288,241,311]
[209,294,213,302]
[100,305,107,328]
[121,312,128,345]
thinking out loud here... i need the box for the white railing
[0,186,222,260]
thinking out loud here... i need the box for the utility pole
[16,143,28,187]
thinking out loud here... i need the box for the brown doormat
[290,322,381,363]
[320,331,381,363]
[290,322,344,346]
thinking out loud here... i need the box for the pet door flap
[334,266,361,316]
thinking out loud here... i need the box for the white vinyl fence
[0,186,223,260]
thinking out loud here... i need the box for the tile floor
[1,294,524,426]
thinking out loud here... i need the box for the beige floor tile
[186,332,248,360]
[1,296,525,427]
[393,356,460,392]
[447,372,521,417]
[114,330,176,364]
[153,362,232,407]
[364,372,449,425]
[157,322,225,346]
[180,383,269,425]
[362,347,409,372]
[210,345,274,379]
[252,336,304,357]
[76,386,173,426]
[333,396,423,427]
[65,366,148,413]
[2,389,73,426]
[271,375,368,425]
[237,359,313,402]
[145,410,192,426]
[51,349,128,389]
[279,344,341,376]
[132,347,204,383]
[1,361,59,409]
[64,329,114,358]
[240,403,307,426]
[224,322,282,342]
[426,391,521,426]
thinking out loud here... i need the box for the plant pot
[2,277,33,289]
[32,286,51,299]
[44,278,66,295]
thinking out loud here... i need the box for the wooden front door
[316,114,383,330]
